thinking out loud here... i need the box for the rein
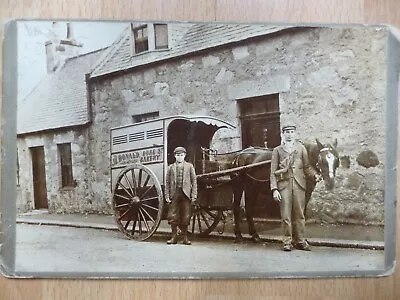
[245,173,270,182]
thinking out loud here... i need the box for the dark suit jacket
[165,161,198,201]
[270,142,316,191]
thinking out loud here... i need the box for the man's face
[175,152,186,163]
[282,128,296,142]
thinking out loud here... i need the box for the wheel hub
[132,195,141,204]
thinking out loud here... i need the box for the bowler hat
[173,146,186,154]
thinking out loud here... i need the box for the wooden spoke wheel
[189,206,223,237]
[112,164,163,241]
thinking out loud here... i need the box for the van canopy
[165,115,235,168]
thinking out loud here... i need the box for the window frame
[132,112,160,123]
[154,23,169,50]
[58,143,74,188]
[132,25,149,54]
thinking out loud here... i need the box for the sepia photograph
[1,19,397,278]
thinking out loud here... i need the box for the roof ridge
[65,46,109,62]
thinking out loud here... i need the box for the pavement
[16,210,385,250]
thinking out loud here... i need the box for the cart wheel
[189,207,223,237]
[112,164,163,241]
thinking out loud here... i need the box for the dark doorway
[31,146,48,209]
[238,94,281,149]
[238,94,281,219]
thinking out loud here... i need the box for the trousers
[167,188,192,228]
[279,178,306,246]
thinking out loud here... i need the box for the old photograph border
[1,19,398,279]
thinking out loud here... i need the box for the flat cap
[173,146,187,154]
[281,123,297,132]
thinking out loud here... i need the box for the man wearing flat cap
[165,146,198,245]
[270,122,321,251]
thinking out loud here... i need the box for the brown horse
[229,139,340,243]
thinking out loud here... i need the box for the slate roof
[17,48,106,135]
[90,23,294,78]
[17,23,295,135]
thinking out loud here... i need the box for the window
[132,112,159,123]
[58,143,74,188]
[131,23,169,55]
[154,24,168,49]
[133,25,149,54]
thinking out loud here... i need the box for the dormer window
[130,23,169,55]
[133,25,149,54]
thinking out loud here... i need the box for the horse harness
[315,147,339,178]
[229,147,271,182]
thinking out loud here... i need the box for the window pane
[155,24,168,49]
[136,40,149,53]
[239,94,279,116]
[58,143,73,187]
[133,25,149,54]
[133,112,159,123]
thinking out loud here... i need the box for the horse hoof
[251,235,261,243]
[234,235,244,244]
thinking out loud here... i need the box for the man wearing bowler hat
[165,146,198,245]
[270,122,321,251]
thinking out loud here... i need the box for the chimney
[45,22,83,73]
[66,22,73,40]
[45,40,57,73]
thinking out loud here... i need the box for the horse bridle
[316,147,338,176]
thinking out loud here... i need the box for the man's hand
[272,190,281,202]
[191,199,199,209]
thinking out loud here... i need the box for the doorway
[238,94,281,219]
[238,94,281,149]
[31,146,48,209]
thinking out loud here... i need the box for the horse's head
[315,138,340,190]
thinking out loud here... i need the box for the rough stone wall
[279,27,387,225]
[90,26,388,224]
[16,129,93,213]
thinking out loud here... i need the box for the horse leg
[232,176,244,243]
[304,180,316,216]
[244,184,261,243]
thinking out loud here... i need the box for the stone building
[17,23,106,213]
[87,23,387,224]
[18,22,388,225]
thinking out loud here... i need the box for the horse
[229,138,340,243]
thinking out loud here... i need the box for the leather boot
[167,225,178,244]
[181,227,191,245]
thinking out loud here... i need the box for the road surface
[15,224,386,278]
